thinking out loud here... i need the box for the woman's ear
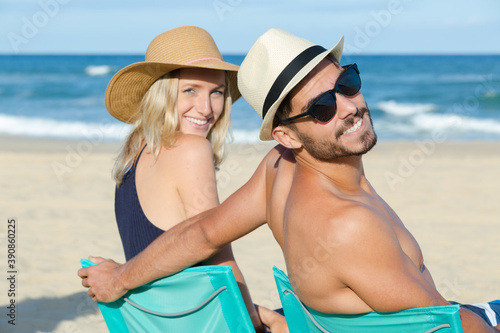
[272,125,302,149]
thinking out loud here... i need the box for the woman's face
[177,68,226,138]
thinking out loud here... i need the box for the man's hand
[77,256,128,303]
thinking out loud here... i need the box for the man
[79,29,500,332]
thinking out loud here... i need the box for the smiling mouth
[185,116,208,126]
[343,118,363,135]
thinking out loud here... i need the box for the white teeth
[186,117,208,126]
[343,118,362,135]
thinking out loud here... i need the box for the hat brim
[105,60,240,124]
[259,36,344,141]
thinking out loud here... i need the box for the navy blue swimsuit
[115,145,164,261]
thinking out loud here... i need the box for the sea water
[1,54,499,143]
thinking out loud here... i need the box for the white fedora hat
[238,28,343,141]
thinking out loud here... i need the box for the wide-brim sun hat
[238,28,344,141]
[105,25,241,124]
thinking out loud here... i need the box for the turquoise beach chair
[81,259,254,332]
[273,266,464,333]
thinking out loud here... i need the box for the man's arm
[79,154,270,302]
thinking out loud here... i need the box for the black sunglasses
[280,63,361,125]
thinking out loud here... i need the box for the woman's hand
[256,305,289,333]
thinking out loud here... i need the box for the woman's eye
[184,88,195,94]
[213,90,224,96]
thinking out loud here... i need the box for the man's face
[287,59,377,161]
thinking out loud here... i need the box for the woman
[105,26,286,331]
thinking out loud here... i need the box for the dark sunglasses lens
[337,67,361,96]
[311,93,336,122]
[312,105,336,122]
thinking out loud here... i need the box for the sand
[0,135,499,332]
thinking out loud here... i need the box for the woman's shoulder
[174,133,213,150]
[158,134,214,166]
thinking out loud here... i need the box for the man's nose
[334,93,359,119]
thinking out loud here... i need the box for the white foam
[84,65,114,76]
[412,113,500,134]
[229,129,262,144]
[484,91,498,98]
[0,114,266,143]
[377,100,437,116]
[0,114,130,141]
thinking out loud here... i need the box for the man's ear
[272,125,303,149]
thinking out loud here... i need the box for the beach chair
[273,266,464,333]
[81,259,254,332]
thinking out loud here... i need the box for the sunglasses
[280,63,361,125]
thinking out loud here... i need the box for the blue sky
[1,0,499,55]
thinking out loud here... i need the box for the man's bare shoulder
[324,201,395,244]
[263,144,295,166]
[290,196,396,252]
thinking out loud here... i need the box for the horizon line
[1,52,499,57]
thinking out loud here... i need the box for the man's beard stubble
[295,107,378,162]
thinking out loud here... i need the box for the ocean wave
[0,114,265,143]
[437,74,494,83]
[84,65,115,76]
[0,114,130,141]
[376,100,437,116]
[230,129,262,144]
[483,90,499,99]
[412,113,500,135]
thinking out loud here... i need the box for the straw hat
[238,29,344,141]
[105,26,240,124]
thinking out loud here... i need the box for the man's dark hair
[271,55,340,131]
[272,93,295,130]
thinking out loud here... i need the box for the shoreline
[3,133,500,151]
[1,136,499,331]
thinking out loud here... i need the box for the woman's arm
[79,139,270,305]
[172,135,266,331]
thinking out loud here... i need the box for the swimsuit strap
[133,144,148,169]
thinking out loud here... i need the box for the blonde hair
[112,69,232,185]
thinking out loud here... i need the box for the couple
[79,26,500,332]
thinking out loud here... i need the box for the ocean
[1,54,499,143]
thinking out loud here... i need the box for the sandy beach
[1,135,499,332]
